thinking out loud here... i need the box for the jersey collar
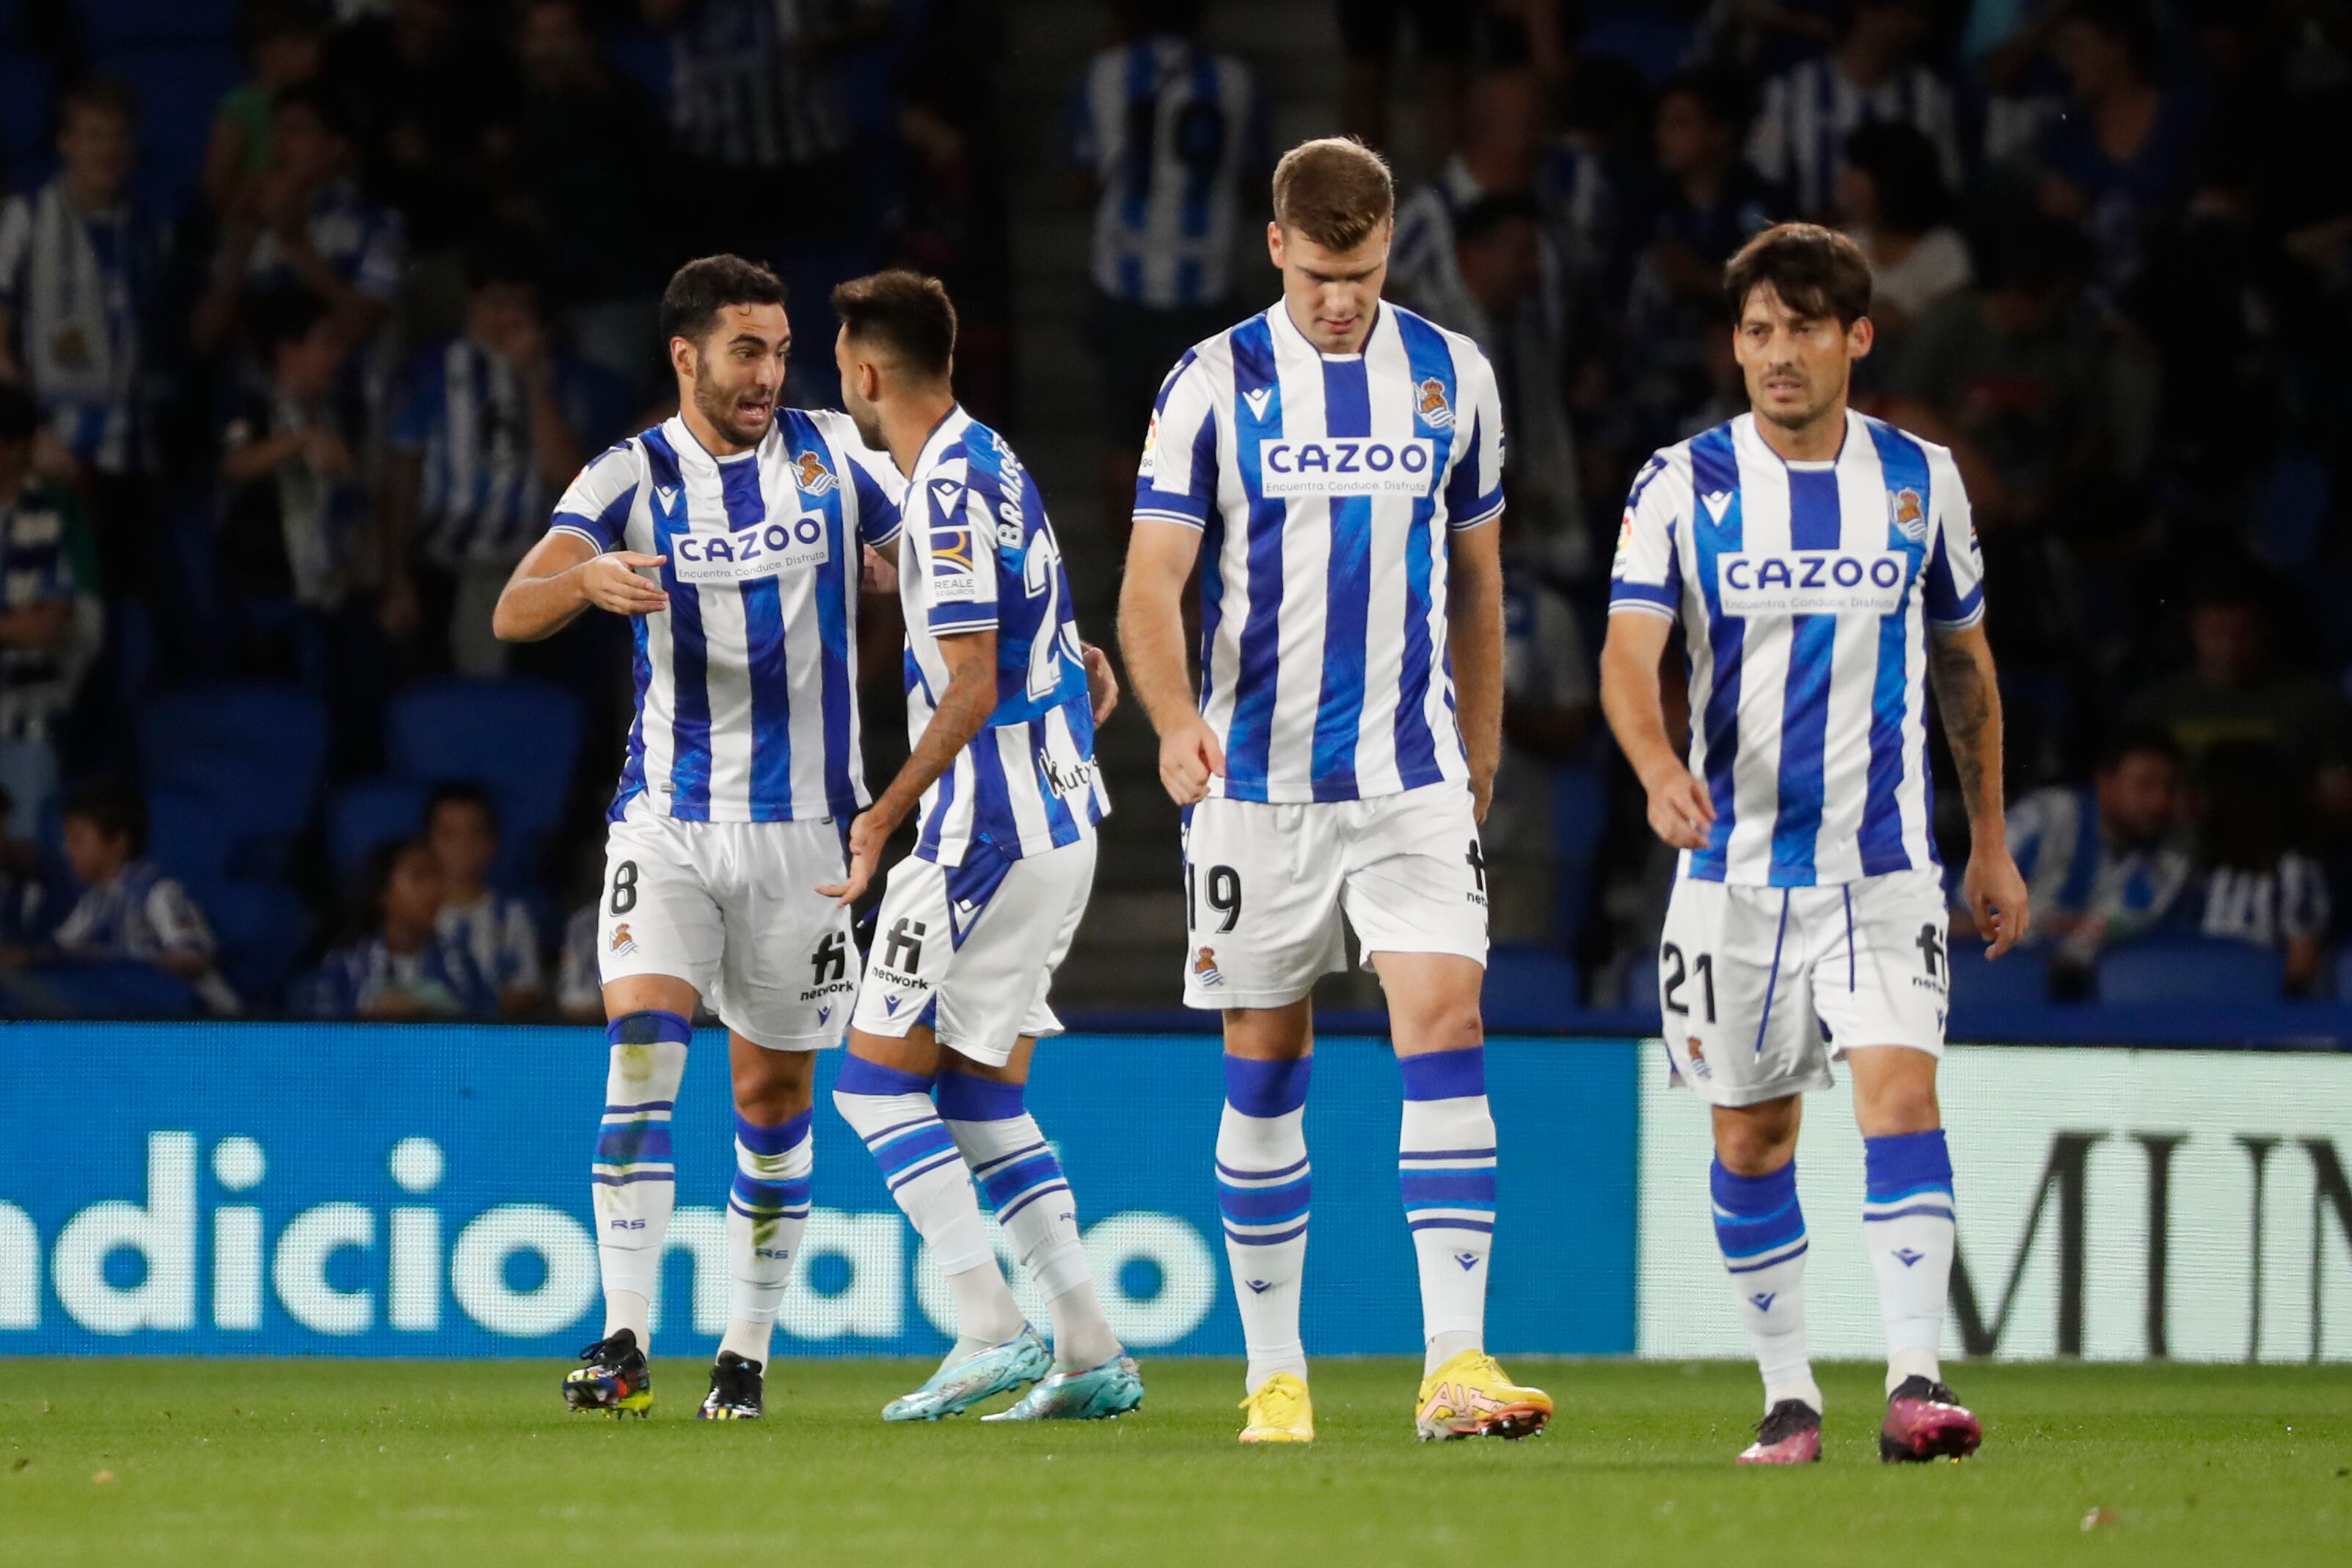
[908,402,971,481]
[1267,296,1389,362]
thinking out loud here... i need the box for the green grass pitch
[4,1359,2348,1566]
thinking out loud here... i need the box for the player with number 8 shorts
[1599,224,2030,1465]
[494,256,907,1422]
[1120,137,1549,1443]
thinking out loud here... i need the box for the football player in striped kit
[1599,224,2029,1465]
[1120,137,1551,1444]
[820,271,1138,1424]
[494,255,905,1421]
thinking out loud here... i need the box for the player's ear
[668,334,695,382]
[1266,221,1285,268]
[1849,315,1875,361]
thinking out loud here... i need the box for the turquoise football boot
[981,1355,1144,1422]
[882,1327,1051,1421]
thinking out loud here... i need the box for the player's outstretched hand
[580,552,670,617]
[817,807,891,908]
[1963,846,2031,959]
[1158,716,1225,806]
[1640,763,1715,850]
[1082,642,1120,725]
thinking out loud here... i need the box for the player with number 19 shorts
[494,256,905,1423]
[821,271,1139,1426]
[1121,137,1549,1444]
[1600,224,2030,1465]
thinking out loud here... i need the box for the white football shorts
[596,795,858,1050]
[1180,782,1490,1010]
[850,835,1096,1067]
[1656,865,1949,1107]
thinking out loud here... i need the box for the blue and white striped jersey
[1071,36,1263,309]
[392,337,611,567]
[547,408,904,824]
[1746,58,1962,219]
[898,406,1109,866]
[1610,411,1984,887]
[1134,301,1507,804]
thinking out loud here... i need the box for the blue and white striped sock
[1398,1046,1496,1374]
[1863,1129,1956,1393]
[1216,1054,1312,1391]
[1712,1158,1821,1413]
[593,1009,691,1349]
[720,1108,812,1366]
[939,1069,1120,1371]
[833,1055,1026,1358]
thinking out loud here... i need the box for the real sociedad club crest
[1889,487,1928,541]
[1417,377,1455,428]
[1193,946,1224,986]
[793,450,839,496]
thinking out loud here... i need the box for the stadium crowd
[0,0,2345,1018]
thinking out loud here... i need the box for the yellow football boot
[1237,1372,1315,1444]
[1413,1349,1551,1441]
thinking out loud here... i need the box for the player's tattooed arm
[1928,620,2031,957]
[822,629,1001,906]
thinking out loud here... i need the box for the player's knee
[1857,1077,1940,1137]
[733,1052,813,1124]
[1712,1102,1799,1175]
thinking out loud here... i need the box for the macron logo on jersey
[1241,387,1273,419]
[1257,437,1436,498]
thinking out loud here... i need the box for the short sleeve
[1441,347,1506,530]
[147,878,216,960]
[913,464,998,634]
[841,432,907,548]
[1921,446,1984,629]
[549,440,642,552]
[1607,451,1684,621]
[1132,351,1221,530]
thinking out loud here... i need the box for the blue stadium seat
[326,777,429,886]
[1946,944,2051,1006]
[2097,939,2286,1005]
[203,879,315,1004]
[19,957,200,1019]
[73,0,240,48]
[388,678,583,877]
[137,683,328,873]
[146,783,235,887]
[98,43,244,215]
[2332,945,2352,1003]
[1483,945,1579,1030]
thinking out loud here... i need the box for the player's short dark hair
[661,254,786,348]
[2098,725,2182,774]
[59,75,137,131]
[1271,136,1394,252]
[0,383,38,444]
[1723,222,1873,326]
[426,782,499,833]
[831,269,957,381]
[65,778,148,854]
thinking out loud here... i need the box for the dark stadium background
[0,0,2345,1038]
